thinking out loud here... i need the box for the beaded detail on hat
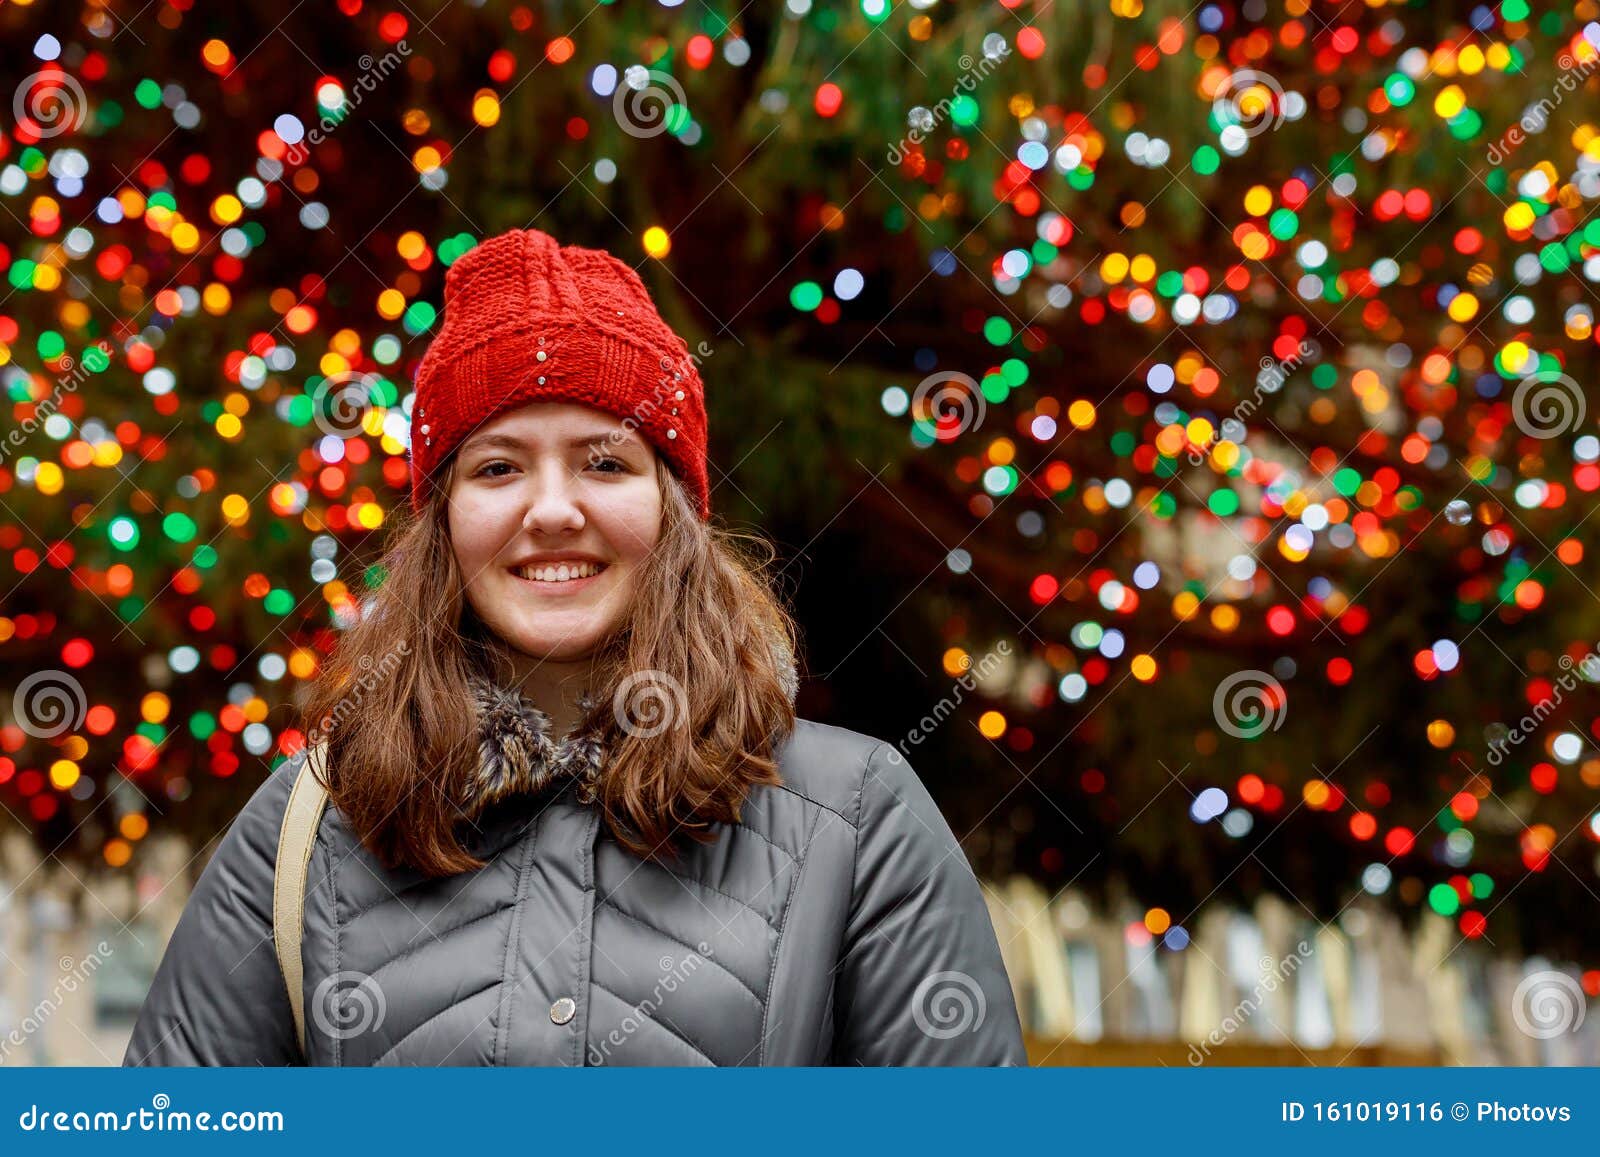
[408,227,711,519]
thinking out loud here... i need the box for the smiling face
[446,401,663,667]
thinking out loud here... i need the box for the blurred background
[3,0,1600,1066]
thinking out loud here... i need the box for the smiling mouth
[510,561,609,585]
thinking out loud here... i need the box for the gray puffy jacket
[123,720,1026,1066]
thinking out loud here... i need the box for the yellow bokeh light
[1503,202,1535,231]
[211,194,243,225]
[642,226,671,259]
[472,90,501,127]
[288,648,319,679]
[49,760,80,790]
[1433,85,1466,119]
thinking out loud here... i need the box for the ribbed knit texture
[409,228,710,518]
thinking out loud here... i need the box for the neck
[503,651,601,738]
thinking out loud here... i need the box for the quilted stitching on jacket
[123,720,1028,1067]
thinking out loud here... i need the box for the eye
[588,454,628,474]
[471,459,517,478]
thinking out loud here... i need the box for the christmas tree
[4,0,1600,975]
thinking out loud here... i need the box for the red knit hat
[409,228,710,518]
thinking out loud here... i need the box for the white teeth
[516,561,604,583]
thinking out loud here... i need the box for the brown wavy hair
[299,456,797,877]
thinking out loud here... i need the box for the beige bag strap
[274,742,330,1057]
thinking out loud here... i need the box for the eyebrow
[459,429,639,454]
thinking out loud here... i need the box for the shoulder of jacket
[207,747,311,880]
[772,718,901,830]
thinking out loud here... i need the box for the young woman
[124,227,1025,1067]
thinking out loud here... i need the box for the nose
[520,458,585,536]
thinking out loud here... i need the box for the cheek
[599,498,662,565]
[448,493,516,575]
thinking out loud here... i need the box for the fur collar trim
[459,631,798,821]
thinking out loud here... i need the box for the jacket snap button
[550,997,577,1025]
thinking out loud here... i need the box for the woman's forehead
[461,402,639,450]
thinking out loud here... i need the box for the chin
[502,619,612,663]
